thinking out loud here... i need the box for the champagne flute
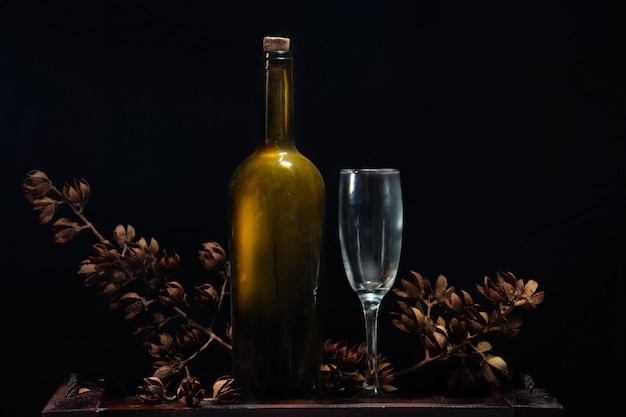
[338,168,403,394]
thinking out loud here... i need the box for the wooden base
[42,379,564,417]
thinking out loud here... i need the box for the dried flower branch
[23,170,106,242]
[319,338,396,398]
[390,271,544,393]
[22,170,239,405]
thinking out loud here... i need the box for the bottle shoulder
[234,148,322,174]
[230,148,325,191]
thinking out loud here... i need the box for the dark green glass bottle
[228,36,325,401]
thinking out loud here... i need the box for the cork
[263,36,290,52]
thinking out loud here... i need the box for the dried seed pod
[210,376,240,404]
[177,376,205,407]
[62,178,90,207]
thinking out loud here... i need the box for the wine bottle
[228,36,325,401]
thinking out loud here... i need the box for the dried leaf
[481,362,500,385]
[475,341,493,352]
[486,355,509,375]
[530,291,545,305]
[460,289,473,305]
[523,279,539,297]
[434,274,448,296]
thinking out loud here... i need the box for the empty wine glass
[338,168,403,394]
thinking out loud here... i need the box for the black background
[1,1,623,415]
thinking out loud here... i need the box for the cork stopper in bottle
[263,36,290,52]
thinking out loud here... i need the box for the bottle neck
[261,50,296,150]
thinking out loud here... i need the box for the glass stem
[361,298,382,393]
